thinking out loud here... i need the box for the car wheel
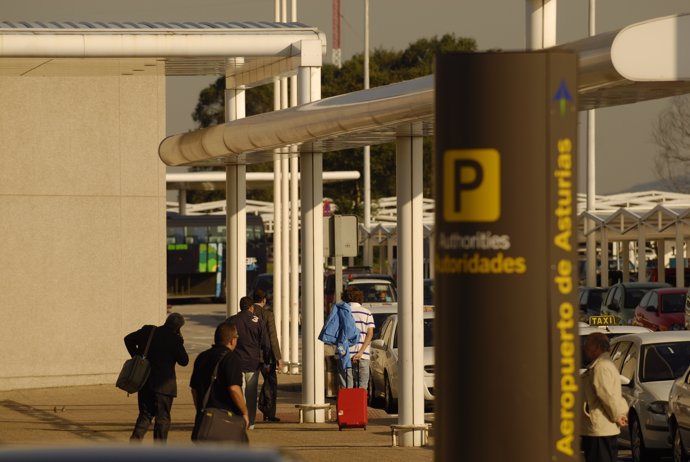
[630,414,654,462]
[384,373,397,414]
[675,427,689,462]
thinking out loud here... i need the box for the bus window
[209,225,225,244]
[167,226,184,245]
[187,226,208,244]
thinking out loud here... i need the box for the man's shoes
[263,416,281,422]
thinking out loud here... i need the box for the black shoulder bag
[195,351,249,443]
[116,326,156,394]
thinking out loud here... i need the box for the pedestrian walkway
[0,365,434,462]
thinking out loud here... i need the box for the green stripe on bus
[208,243,218,272]
[199,244,207,273]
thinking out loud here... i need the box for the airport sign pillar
[434,51,579,462]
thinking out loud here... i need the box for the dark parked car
[578,286,607,320]
[600,281,672,325]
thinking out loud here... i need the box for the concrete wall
[0,73,167,390]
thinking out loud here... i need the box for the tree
[654,95,690,192]
[322,33,476,214]
[188,83,274,203]
[187,33,477,212]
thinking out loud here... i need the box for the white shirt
[349,302,375,358]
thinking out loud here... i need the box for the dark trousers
[582,435,618,462]
[130,388,174,441]
[258,362,278,419]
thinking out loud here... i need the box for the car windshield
[662,293,686,313]
[625,289,649,308]
[587,291,603,310]
[355,283,397,303]
[640,341,690,382]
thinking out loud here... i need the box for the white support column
[586,226,597,287]
[585,0,597,289]
[600,229,609,288]
[396,129,425,446]
[289,74,300,375]
[273,78,283,348]
[281,77,291,374]
[225,85,246,316]
[178,190,187,214]
[622,241,631,282]
[676,224,685,288]
[658,239,666,284]
[638,228,647,282]
[299,64,324,423]
[362,0,372,268]
[525,0,557,50]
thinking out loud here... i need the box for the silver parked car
[667,364,690,462]
[609,332,690,462]
[369,311,434,413]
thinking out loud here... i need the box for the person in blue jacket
[319,288,361,388]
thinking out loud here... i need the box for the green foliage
[187,33,477,212]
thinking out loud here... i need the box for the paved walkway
[0,362,433,462]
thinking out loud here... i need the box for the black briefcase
[117,326,156,394]
[116,355,151,394]
[196,408,248,443]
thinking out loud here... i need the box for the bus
[166,212,267,301]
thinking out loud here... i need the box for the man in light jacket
[581,332,629,462]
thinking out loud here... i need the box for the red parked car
[632,287,688,331]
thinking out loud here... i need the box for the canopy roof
[158,13,690,167]
[0,20,325,83]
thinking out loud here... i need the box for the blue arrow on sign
[552,80,572,116]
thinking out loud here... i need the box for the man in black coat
[253,288,282,422]
[227,296,270,429]
[125,312,189,441]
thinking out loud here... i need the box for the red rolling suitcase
[336,368,368,430]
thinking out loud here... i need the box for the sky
[3,0,690,194]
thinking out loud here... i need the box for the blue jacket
[318,302,360,369]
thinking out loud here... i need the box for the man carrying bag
[190,321,249,442]
[124,312,189,442]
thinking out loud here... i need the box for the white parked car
[609,332,690,462]
[369,304,398,340]
[369,312,434,413]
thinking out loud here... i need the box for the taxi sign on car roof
[588,315,620,326]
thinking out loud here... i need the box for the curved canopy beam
[159,13,690,167]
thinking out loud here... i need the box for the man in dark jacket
[253,288,282,422]
[227,296,270,429]
[190,320,249,441]
[125,312,189,442]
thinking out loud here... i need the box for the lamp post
[586,0,599,287]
